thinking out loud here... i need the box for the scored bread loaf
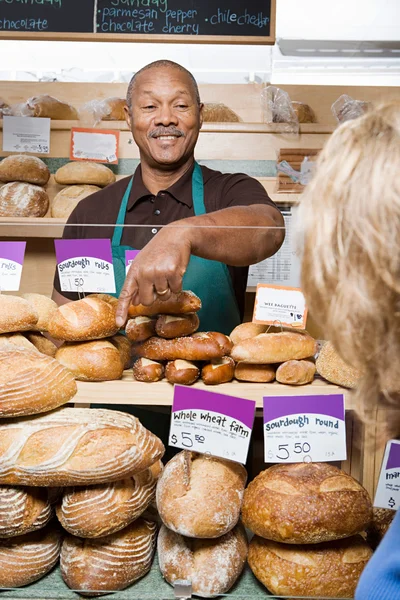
[0,333,38,352]
[51,185,101,219]
[24,332,57,357]
[202,356,235,385]
[230,322,268,345]
[0,155,50,186]
[56,340,124,382]
[126,316,156,342]
[0,524,63,588]
[231,331,317,364]
[109,334,131,369]
[234,362,276,383]
[27,94,78,119]
[0,347,77,418]
[21,293,58,332]
[316,341,362,388]
[47,297,119,341]
[60,517,157,595]
[248,535,372,598]
[0,486,52,538]
[57,460,162,538]
[128,290,201,317]
[275,359,316,385]
[158,522,248,598]
[0,182,49,217]
[135,335,224,361]
[54,162,116,187]
[0,295,38,334]
[165,360,200,385]
[156,451,247,538]
[132,358,164,382]
[242,463,372,544]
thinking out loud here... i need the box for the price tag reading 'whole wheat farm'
[125,250,139,276]
[169,386,256,464]
[374,440,400,511]
[70,128,119,164]
[3,116,50,155]
[0,242,26,291]
[263,394,346,463]
[55,239,116,294]
[253,284,307,328]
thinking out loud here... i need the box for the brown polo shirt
[54,163,278,319]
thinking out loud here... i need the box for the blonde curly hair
[299,102,400,436]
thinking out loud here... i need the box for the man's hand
[116,225,191,327]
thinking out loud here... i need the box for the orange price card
[252,284,308,328]
[70,128,119,164]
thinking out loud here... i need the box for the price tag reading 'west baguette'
[263,394,346,463]
[0,242,26,291]
[55,239,116,294]
[125,250,139,276]
[169,386,256,464]
[70,128,119,164]
[253,284,307,328]
[374,440,400,511]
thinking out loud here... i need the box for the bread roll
[21,293,58,332]
[27,94,78,119]
[109,334,131,369]
[242,463,372,544]
[316,341,362,388]
[0,295,38,334]
[156,313,200,338]
[202,102,241,123]
[135,334,224,362]
[230,322,268,345]
[292,101,316,123]
[51,185,101,218]
[156,451,247,538]
[234,362,276,383]
[367,508,395,549]
[56,340,123,382]
[0,155,50,186]
[0,347,77,418]
[47,297,119,342]
[0,333,37,352]
[248,535,372,598]
[158,523,248,598]
[193,331,233,356]
[0,486,52,538]
[0,525,62,588]
[126,316,156,342]
[276,359,316,385]
[128,290,201,317]
[0,407,165,486]
[202,356,235,385]
[0,182,49,217]
[24,331,57,357]
[54,162,116,187]
[57,460,162,538]
[231,331,317,364]
[100,97,126,120]
[132,358,164,382]
[60,517,157,595]
[165,360,200,385]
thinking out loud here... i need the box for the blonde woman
[298,102,400,599]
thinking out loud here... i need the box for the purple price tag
[263,394,345,424]
[0,242,26,291]
[0,242,26,265]
[125,249,139,267]
[55,239,113,264]
[387,443,400,471]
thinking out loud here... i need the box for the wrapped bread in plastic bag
[202,102,241,123]
[332,94,371,124]
[0,99,11,118]
[261,86,299,133]
[292,101,316,123]
[79,97,126,126]
[12,95,78,120]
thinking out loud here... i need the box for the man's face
[125,66,203,170]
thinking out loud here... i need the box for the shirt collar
[127,163,195,211]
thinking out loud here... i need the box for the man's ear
[199,103,204,129]
[124,105,132,130]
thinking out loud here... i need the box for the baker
[53,59,284,335]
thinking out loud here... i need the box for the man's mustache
[148,127,185,138]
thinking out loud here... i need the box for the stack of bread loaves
[156,451,249,597]
[243,462,373,598]
[0,155,50,217]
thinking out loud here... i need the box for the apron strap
[112,177,134,247]
[192,162,206,216]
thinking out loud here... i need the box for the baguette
[234,363,276,383]
[165,360,200,385]
[193,331,233,356]
[128,290,201,317]
[21,293,58,332]
[0,295,38,334]
[276,359,316,385]
[0,407,165,486]
[54,162,116,187]
[27,94,78,119]
[23,332,57,357]
[156,313,199,338]
[132,358,164,382]
[0,182,49,217]
[202,356,235,385]
[231,331,317,364]
[0,155,50,186]
[109,334,131,369]
[135,335,224,361]
[0,486,52,538]
[56,340,124,382]
[47,297,119,341]
[125,316,156,342]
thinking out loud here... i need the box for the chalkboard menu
[0,0,275,44]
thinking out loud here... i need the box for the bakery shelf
[0,217,65,238]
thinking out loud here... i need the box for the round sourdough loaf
[56,340,124,382]
[0,407,165,486]
[316,341,362,388]
[0,486,52,538]
[0,155,50,186]
[0,524,62,588]
[56,460,162,538]
[47,297,119,341]
[54,162,116,187]
[0,182,49,217]
[158,522,248,598]
[156,451,247,538]
[23,332,57,357]
[21,293,58,332]
[0,346,77,418]
[60,517,157,595]
[248,535,372,598]
[0,295,38,334]
[51,185,101,218]
[109,334,131,369]
[242,463,372,544]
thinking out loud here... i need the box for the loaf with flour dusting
[57,460,162,538]
[0,295,38,334]
[0,486,52,538]
[0,182,49,217]
[61,517,157,596]
[0,407,165,486]
[156,451,247,538]
[158,523,248,598]
[56,340,124,382]
[0,155,50,186]
[21,293,58,332]
[47,297,119,341]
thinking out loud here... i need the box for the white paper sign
[71,128,119,164]
[374,440,400,510]
[3,116,50,154]
[169,386,256,464]
[264,394,347,463]
[253,284,307,328]
[0,242,26,291]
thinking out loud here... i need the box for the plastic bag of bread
[12,95,78,120]
[261,85,299,133]
[332,94,371,124]
[79,97,126,126]
[292,100,316,123]
[202,102,241,123]
[0,99,11,117]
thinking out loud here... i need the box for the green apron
[111,162,241,335]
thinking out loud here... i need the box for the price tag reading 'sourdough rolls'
[374,440,400,511]
[55,239,116,294]
[263,394,346,464]
[0,242,26,291]
[169,385,256,464]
